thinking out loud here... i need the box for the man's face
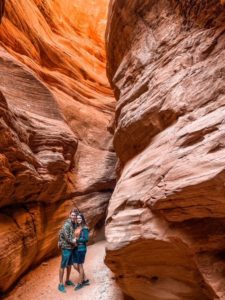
[70,212,76,223]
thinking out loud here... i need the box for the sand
[4,241,123,300]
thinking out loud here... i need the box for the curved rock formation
[0,46,77,292]
[105,0,225,299]
[0,0,115,294]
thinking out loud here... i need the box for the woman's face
[77,215,82,224]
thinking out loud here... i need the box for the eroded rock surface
[105,1,225,299]
[0,0,115,293]
[0,0,4,23]
[0,47,77,292]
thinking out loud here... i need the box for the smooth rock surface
[105,0,225,299]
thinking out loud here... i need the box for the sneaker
[65,280,75,286]
[75,283,83,291]
[82,279,90,286]
[58,284,66,293]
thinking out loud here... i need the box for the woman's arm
[77,227,89,243]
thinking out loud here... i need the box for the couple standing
[58,209,89,292]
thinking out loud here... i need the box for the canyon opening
[1,1,225,300]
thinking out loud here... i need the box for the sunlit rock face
[105,0,225,299]
[0,0,115,293]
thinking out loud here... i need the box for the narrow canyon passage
[0,0,118,297]
[2,0,225,300]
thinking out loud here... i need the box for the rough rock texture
[0,47,77,292]
[0,0,115,294]
[105,0,225,299]
[0,0,5,23]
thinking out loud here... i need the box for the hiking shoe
[75,283,83,291]
[58,284,66,293]
[82,279,90,286]
[65,280,75,286]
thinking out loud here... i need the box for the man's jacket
[58,219,76,249]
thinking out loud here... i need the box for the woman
[74,213,89,290]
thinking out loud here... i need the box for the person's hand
[75,228,81,238]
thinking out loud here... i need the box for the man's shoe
[82,279,90,286]
[75,283,83,291]
[58,284,66,293]
[65,280,75,286]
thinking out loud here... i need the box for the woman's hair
[77,213,86,227]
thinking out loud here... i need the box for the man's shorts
[73,249,87,264]
[61,249,74,268]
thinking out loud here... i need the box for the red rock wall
[105,0,225,299]
[0,0,4,23]
[0,0,115,293]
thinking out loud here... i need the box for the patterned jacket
[58,218,77,249]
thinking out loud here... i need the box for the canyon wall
[105,0,225,299]
[0,0,115,293]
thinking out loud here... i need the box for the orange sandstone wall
[0,0,115,293]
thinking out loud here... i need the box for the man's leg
[58,267,66,292]
[66,265,71,281]
[59,267,65,285]
[65,250,75,286]
[65,265,75,286]
[58,249,70,292]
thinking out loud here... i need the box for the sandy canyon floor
[4,241,123,300]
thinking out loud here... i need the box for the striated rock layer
[0,0,115,293]
[105,0,225,299]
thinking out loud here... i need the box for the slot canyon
[1,0,225,300]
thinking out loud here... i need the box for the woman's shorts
[61,249,74,268]
[73,249,87,264]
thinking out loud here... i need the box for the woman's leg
[78,264,84,284]
[73,263,79,273]
[83,268,87,281]
[81,251,88,282]
[75,251,88,289]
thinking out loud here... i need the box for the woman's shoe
[58,284,66,293]
[75,283,83,291]
[82,279,90,286]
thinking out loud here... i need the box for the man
[58,209,78,293]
